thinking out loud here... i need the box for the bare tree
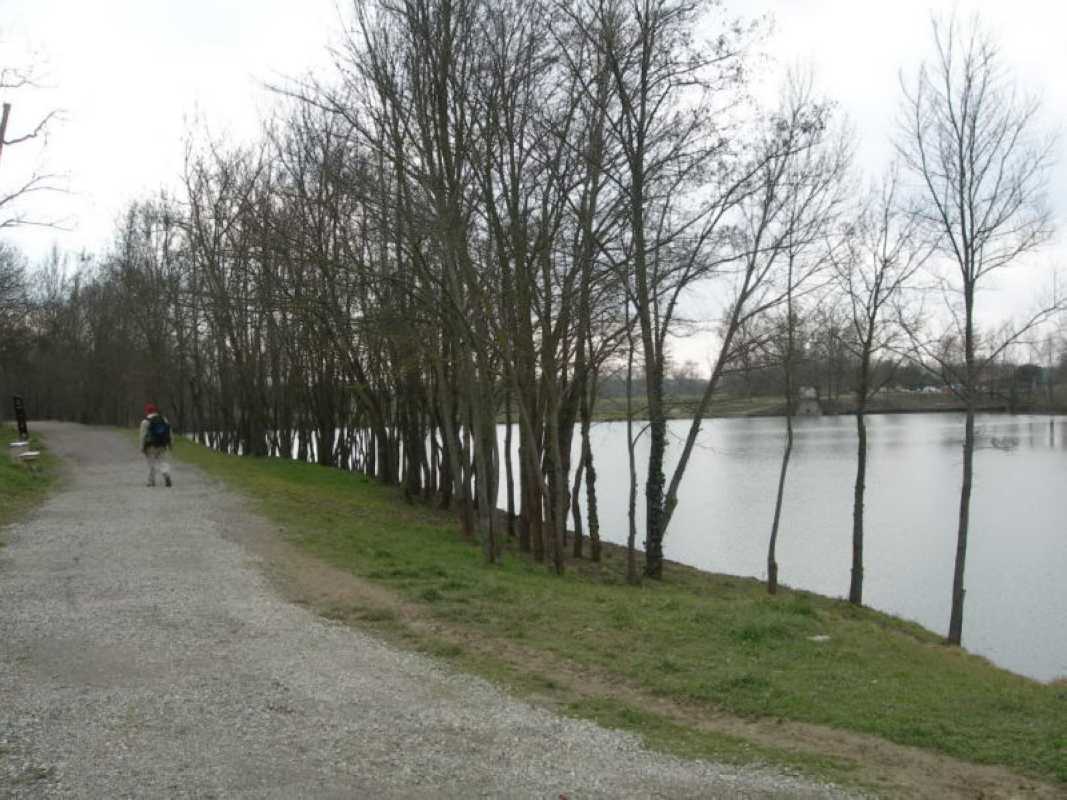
[897,14,1057,645]
[0,46,63,228]
[657,78,847,585]
[762,82,852,594]
[566,0,769,578]
[833,170,929,605]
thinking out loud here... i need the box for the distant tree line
[0,3,1061,645]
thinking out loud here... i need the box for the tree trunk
[571,455,585,559]
[948,291,977,646]
[504,383,516,538]
[948,407,974,645]
[849,406,867,605]
[585,466,601,562]
[767,409,793,595]
[577,372,599,561]
[768,265,797,596]
[460,423,475,540]
[544,380,566,575]
[625,306,639,585]
[519,423,541,557]
[643,388,666,578]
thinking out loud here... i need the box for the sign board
[12,395,28,439]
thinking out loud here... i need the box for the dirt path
[0,423,858,799]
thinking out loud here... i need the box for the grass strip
[175,437,1067,786]
[0,424,58,535]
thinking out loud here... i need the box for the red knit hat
[145,403,158,415]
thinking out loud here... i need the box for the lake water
[497,413,1067,682]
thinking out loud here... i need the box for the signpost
[12,395,28,439]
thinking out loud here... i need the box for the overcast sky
[3,0,1065,360]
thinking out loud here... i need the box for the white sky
[2,0,1065,362]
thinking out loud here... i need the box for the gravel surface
[0,423,861,799]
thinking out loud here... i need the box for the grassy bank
[175,437,1066,790]
[0,425,58,534]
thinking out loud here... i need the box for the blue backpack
[147,416,171,447]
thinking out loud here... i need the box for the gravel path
[0,423,858,799]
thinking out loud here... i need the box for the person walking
[139,403,173,487]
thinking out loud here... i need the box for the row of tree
[1,2,1061,646]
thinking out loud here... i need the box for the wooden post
[13,395,29,439]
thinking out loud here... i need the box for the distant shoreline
[585,398,1067,423]
[748,405,1067,419]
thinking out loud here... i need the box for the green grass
[0,424,58,535]
[175,436,1067,786]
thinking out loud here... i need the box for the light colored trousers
[144,446,171,485]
